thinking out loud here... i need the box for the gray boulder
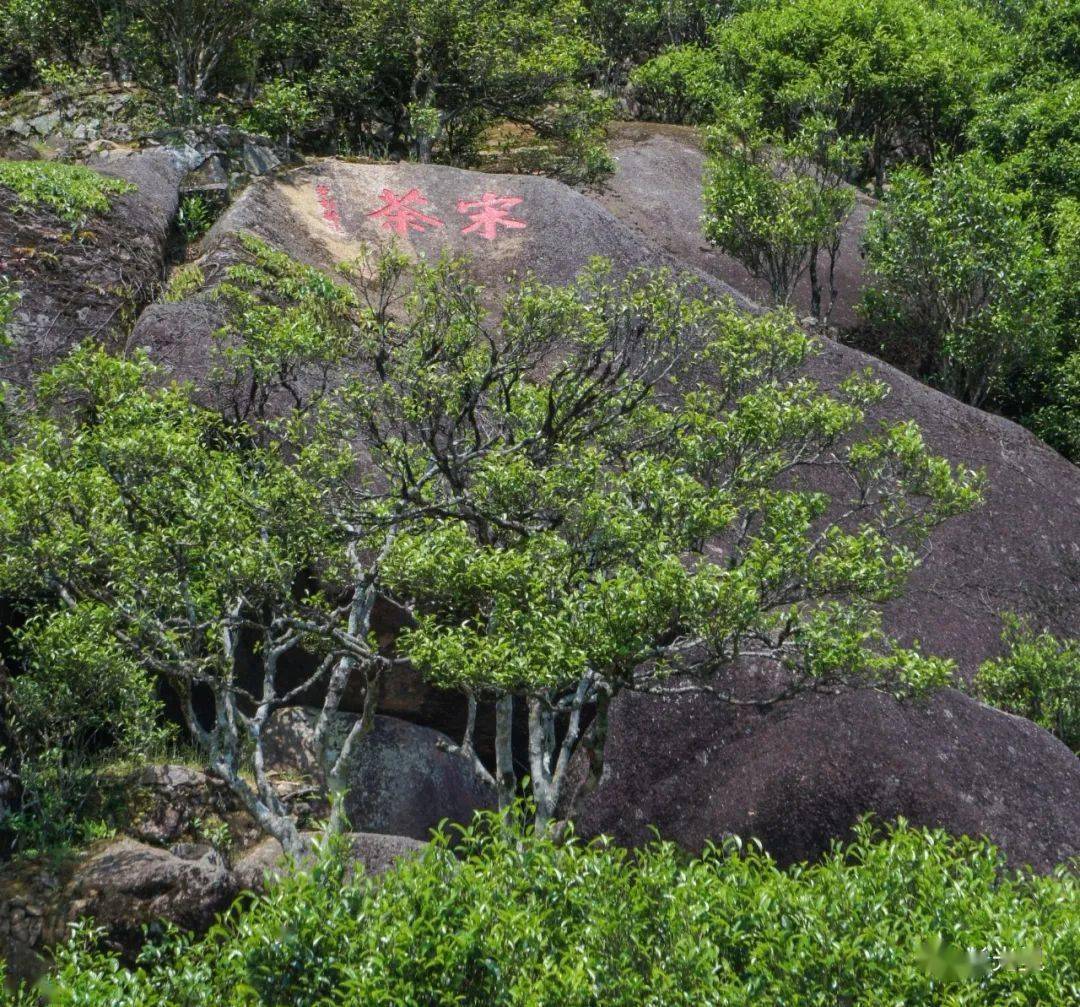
[234,831,424,892]
[566,685,1080,872]
[263,708,496,840]
[1,148,188,387]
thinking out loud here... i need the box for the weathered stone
[55,838,238,956]
[125,764,264,851]
[1,148,188,387]
[239,139,281,177]
[233,831,424,892]
[26,111,60,136]
[139,155,1079,669]
[181,153,230,195]
[0,837,238,980]
[263,708,496,840]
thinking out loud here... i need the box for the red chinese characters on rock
[356,187,529,242]
[315,184,343,232]
[366,188,445,236]
[457,193,527,240]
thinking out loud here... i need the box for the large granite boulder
[263,708,496,840]
[0,838,238,975]
[1,148,192,386]
[132,155,1080,671]
[129,153,1080,867]
[566,686,1080,872]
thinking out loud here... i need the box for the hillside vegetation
[0,0,1078,1003]
[6,813,1080,1005]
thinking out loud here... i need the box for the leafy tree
[1029,198,1080,460]
[310,0,609,171]
[127,0,259,99]
[0,342,358,855]
[0,240,980,842]
[0,0,258,99]
[240,77,319,157]
[970,79,1080,220]
[977,616,1080,753]
[634,0,1005,191]
[0,606,168,851]
[703,115,859,316]
[347,255,978,828]
[584,0,723,83]
[860,152,1059,410]
[1012,0,1080,84]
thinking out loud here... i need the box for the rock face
[263,708,497,840]
[129,151,1080,867]
[1,148,190,386]
[132,156,1080,672]
[0,838,238,974]
[567,686,1080,872]
[233,831,424,892]
[590,122,874,329]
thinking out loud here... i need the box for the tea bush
[10,811,1079,1005]
[0,161,135,224]
[977,617,1080,753]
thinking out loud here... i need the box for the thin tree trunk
[566,689,610,823]
[809,243,822,321]
[494,693,516,810]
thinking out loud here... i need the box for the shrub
[0,161,135,224]
[859,153,1058,410]
[977,617,1080,753]
[0,604,169,853]
[175,194,219,243]
[632,0,1005,189]
[10,811,1080,1005]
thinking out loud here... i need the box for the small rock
[27,111,60,135]
[5,117,32,138]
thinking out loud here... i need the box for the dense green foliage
[632,0,1006,187]
[977,617,1080,754]
[0,0,611,178]
[4,811,1077,1005]
[702,114,859,315]
[859,153,1060,409]
[626,0,1080,461]
[0,161,135,223]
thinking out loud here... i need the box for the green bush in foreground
[10,812,1079,1005]
[0,161,135,223]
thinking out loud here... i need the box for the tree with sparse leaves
[703,115,859,317]
[0,242,980,845]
